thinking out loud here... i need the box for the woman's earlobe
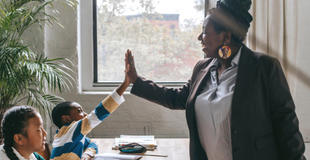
[223,32,232,44]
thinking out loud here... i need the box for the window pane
[96,0,204,82]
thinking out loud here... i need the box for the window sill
[80,91,132,95]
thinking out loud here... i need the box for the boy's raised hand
[125,49,138,84]
[123,52,130,86]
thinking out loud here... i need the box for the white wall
[295,0,310,143]
[41,0,310,144]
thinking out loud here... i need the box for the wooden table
[92,138,190,160]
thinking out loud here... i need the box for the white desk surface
[92,138,310,160]
[92,138,189,160]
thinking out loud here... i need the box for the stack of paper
[94,153,142,160]
[113,135,157,150]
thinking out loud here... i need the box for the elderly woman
[124,0,306,159]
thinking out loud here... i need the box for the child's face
[22,112,47,152]
[69,102,87,121]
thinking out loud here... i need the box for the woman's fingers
[132,56,136,69]
[128,52,135,68]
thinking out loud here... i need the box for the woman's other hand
[125,49,138,84]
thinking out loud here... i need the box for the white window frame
[78,0,209,92]
[78,0,94,92]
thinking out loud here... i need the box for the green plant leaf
[0,0,77,120]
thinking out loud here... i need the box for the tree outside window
[95,0,205,82]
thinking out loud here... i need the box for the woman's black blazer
[131,45,306,160]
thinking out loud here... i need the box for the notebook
[94,153,142,160]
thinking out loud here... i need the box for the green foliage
[0,0,77,116]
[194,0,205,13]
[96,0,204,82]
[98,16,202,81]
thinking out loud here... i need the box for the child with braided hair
[0,106,47,160]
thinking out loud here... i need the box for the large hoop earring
[218,43,231,59]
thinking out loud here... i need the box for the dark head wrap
[217,0,253,27]
[208,0,253,42]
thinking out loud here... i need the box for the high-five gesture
[125,49,138,84]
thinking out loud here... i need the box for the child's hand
[117,49,138,96]
[81,153,92,160]
[125,49,138,84]
[123,50,131,86]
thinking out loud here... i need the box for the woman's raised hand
[125,49,138,84]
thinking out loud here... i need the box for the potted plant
[0,0,77,140]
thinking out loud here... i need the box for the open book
[94,153,142,160]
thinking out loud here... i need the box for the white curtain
[246,0,299,96]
